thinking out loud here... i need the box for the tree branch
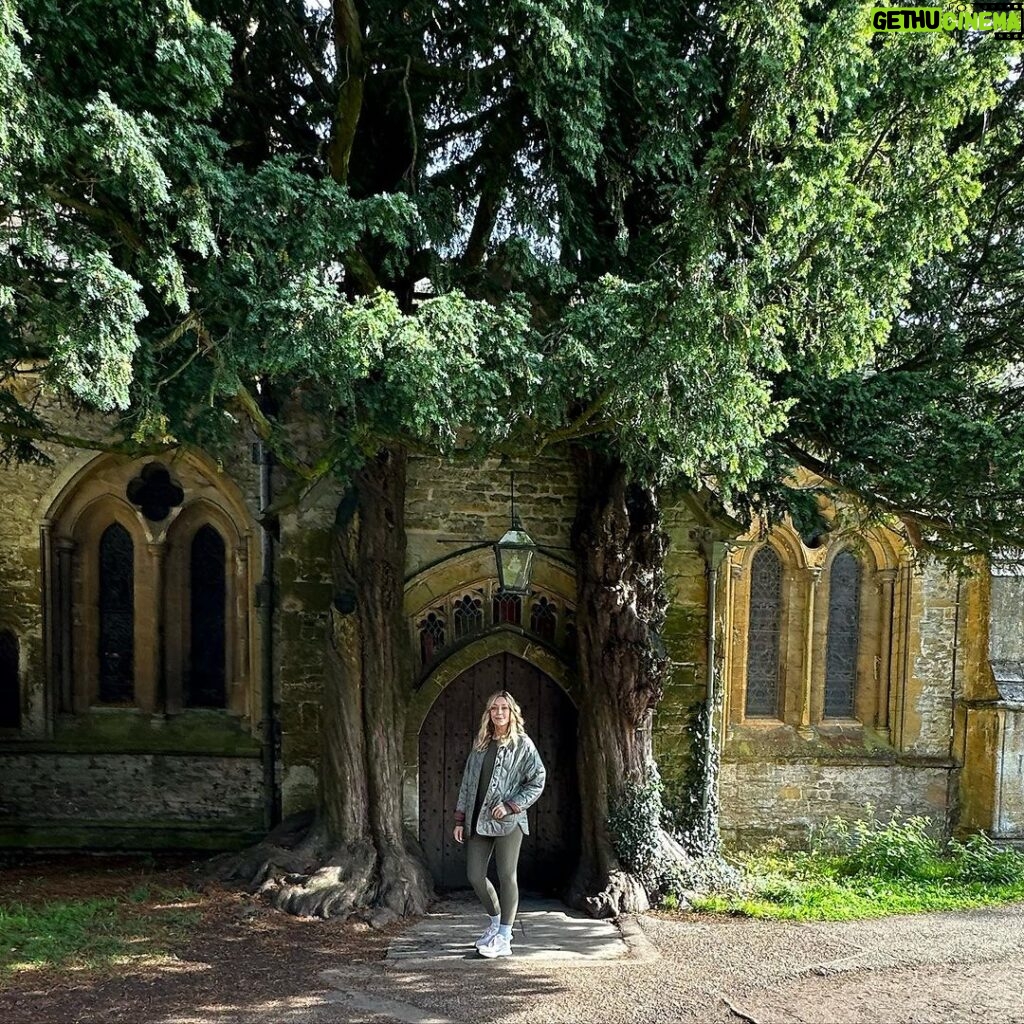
[782,439,957,538]
[328,0,365,186]
[462,109,527,269]
[536,389,614,454]
[0,421,176,457]
[44,186,144,252]
[271,0,336,107]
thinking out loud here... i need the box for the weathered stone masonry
[2,387,1022,854]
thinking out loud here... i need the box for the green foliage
[687,814,1024,921]
[818,812,941,879]
[608,764,664,877]
[655,852,743,902]
[0,0,1021,553]
[663,697,722,859]
[0,890,200,982]
[952,832,1024,885]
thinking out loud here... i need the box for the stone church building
[1,385,1022,887]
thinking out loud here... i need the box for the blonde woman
[453,690,546,958]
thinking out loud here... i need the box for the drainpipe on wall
[257,441,281,830]
[700,537,730,836]
[949,576,962,760]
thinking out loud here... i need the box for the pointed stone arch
[41,450,258,719]
[405,638,579,891]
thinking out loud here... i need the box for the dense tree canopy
[3,0,1024,919]
[1,0,1022,555]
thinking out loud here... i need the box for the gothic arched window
[188,525,227,708]
[530,596,557,643]
[0,629,19,728]
[419,612,446,665]
[824,550,861,719]
[452,594,484,640]
[493,593,522,626]
[98,523,134,702]
[745,545,782,718]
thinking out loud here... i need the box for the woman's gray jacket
[454,735,546,837]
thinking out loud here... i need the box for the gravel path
[155,901,1024,1024]
[4,876,1023,1024]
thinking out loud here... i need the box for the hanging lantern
[494,473,536,595]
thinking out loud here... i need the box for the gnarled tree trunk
[568,448,687,917]
[212,447,433,922]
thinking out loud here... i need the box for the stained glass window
[188,525,227,707]
[452,594,483,640]
[493,593,522,626]
[98,523,134,702]
[419,611,446,664]
[530,596,557,642]
[824,550,861,719]
[0,630,19,728]
[745,546,781,717]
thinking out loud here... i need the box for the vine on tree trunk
[567,447,691,917]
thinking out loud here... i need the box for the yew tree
[2,0,1023,917]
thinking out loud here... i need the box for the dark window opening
[530,596,558,643]
[188,525,227,707]
[419,611,446,665]
[825,550,861,719]
[452,594,484,640]
[126,463,184,522]
[98,523,134,702]
[493,593,522,626]
[745,546,782,717]
[0,629,19,728]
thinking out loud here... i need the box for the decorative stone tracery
[41,452,258,719]
[727,520,903,732]
[412,580,574,674]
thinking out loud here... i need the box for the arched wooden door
[418,653,580,893]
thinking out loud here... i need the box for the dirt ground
[2,854,1023,1024]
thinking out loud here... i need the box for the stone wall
[655,500,711,805]
[274,475,339,814]
[0,751,263,848]
[899,564,959,758]
[720,761,953,849]
[990,570,1024,663]
[405,455,577,574]
[994,710,1024,839]
[0,379,268,847]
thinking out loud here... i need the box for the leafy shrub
[842,813,940,880]
[681,811,1024,921]
[607,765,664,879]
[950,833,1024,885]
[655,852,744,899]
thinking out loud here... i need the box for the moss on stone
[43,710,261,755]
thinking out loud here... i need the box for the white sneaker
[477,932,512,958]
[474,922,501,948]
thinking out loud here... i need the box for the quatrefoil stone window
[126,463,185,522]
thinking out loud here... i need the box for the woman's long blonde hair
[474,690,526,750]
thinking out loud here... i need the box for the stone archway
[417,652,580,892]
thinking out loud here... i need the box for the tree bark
[211,447,433,922]
[567,448,676,917]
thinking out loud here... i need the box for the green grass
[0,890,202,983]
[683,815,1024,921]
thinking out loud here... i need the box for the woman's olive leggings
[466,827,524,926]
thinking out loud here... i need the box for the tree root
[205,813,434,923]
[573,868,651,918]
[569,828,722,917]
